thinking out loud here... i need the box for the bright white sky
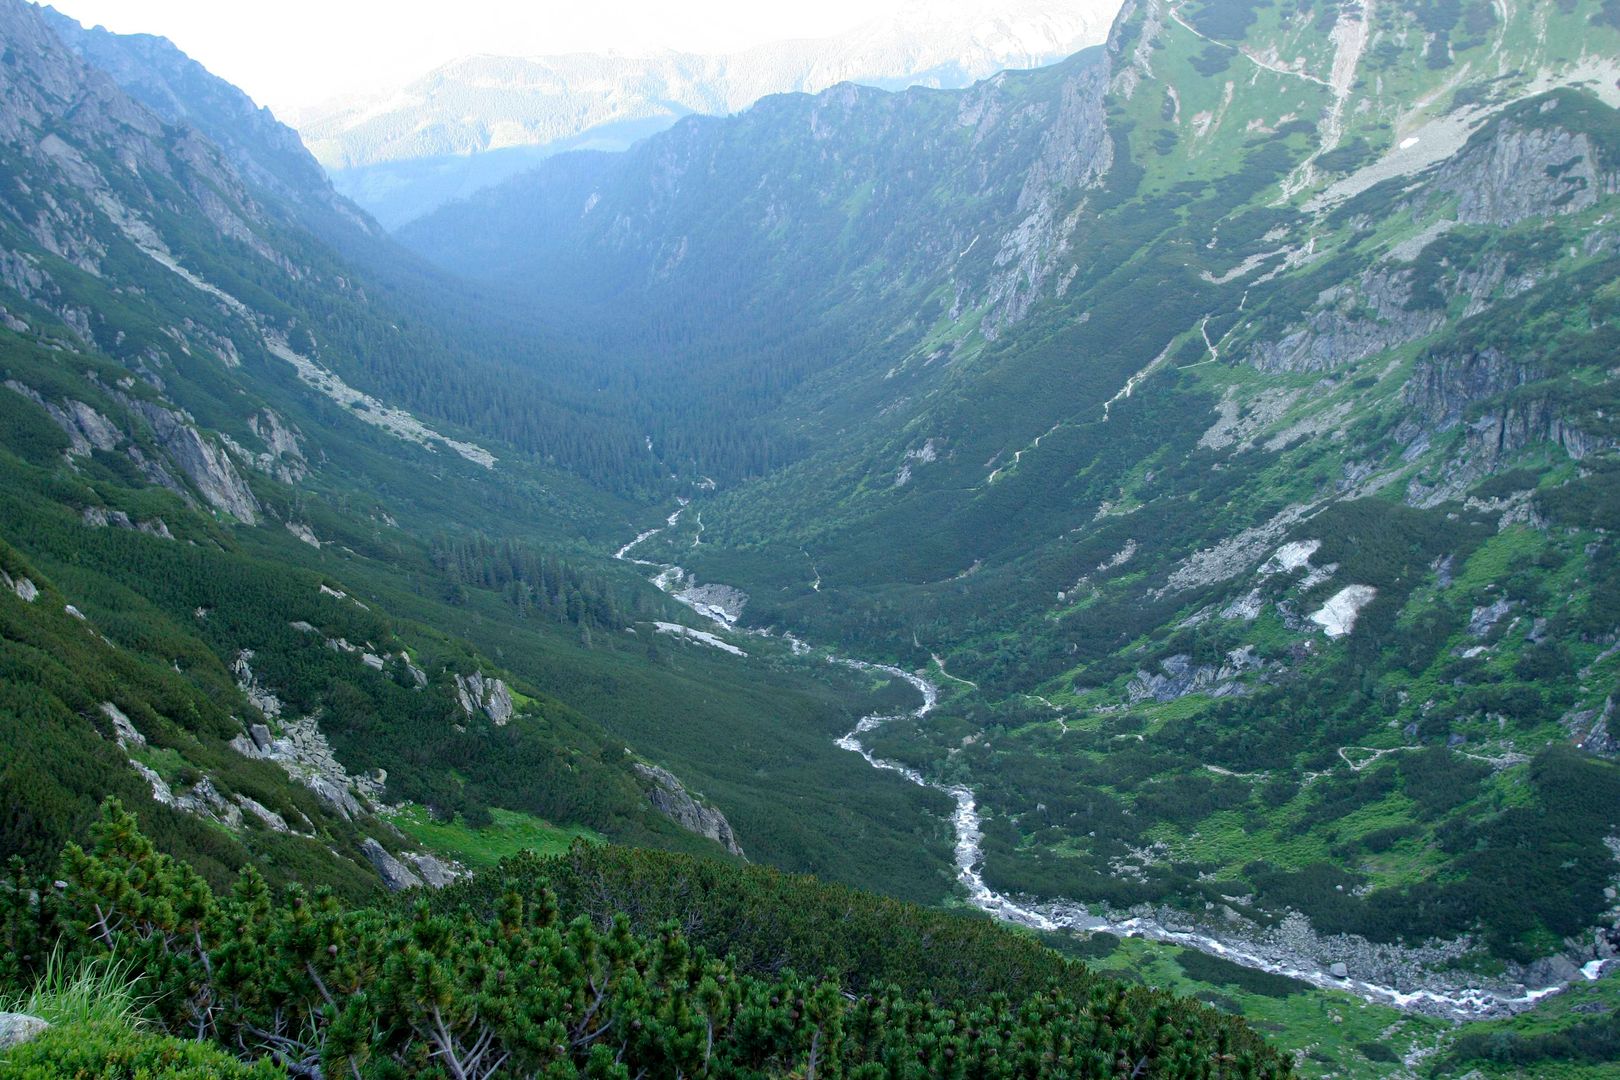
[44,0,906,117]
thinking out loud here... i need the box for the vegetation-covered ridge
[0,801,1294,1078]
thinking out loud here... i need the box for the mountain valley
[3,0,1620,1076]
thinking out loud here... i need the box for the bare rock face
[1126,647,1267,704]
[100,701,144,748]
[128,763,244,830]
[246,408,309,483]
[1,568,39,603]
[979,59,1113,340]
[360,837,423,892]
[233,650,283,719]
[633,763,744,857]
[0,1013,48,1050]
[1405,347,1537,430]
[234,712,384,821]
[124,399,260,524]
[454,672,514,726]
[233,793,290,833]
[1567,698,1617,757]
[1250,266,1446,375]
[1467,395,1616,464]
[1431,116,1613,228]
[4,381,122,456]
[81,506,171,539]
[408,852,462,888]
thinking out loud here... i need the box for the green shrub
[0,1020,283,1079]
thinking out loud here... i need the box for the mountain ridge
[291,0,1123,226]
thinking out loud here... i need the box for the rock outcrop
[407,852,461,888]
[358,838,460,891]
[1568,697,1617,757]
[232,714,385,820]
[245,408,308,483]
[124,399,260,524]
[1,568,38,603]
[82,506,173,538]
[633,763,744,857]
[232,650,283,719]
[454,672,514,726]
[129,765,245,830]
[4,382,121,456]
[1127,647,1267,704]
[360,837,423,892]
[1250,267,1446,375]
[979,58,1113,339]
[1404,348,1538,430]
[1430,115,1615,228]
[100,702,144,748]
[1467,394,1615,464]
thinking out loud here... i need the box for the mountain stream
[615,510,1607,1019]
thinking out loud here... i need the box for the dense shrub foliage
[0,802,1292,1079]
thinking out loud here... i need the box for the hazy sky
[44,0,907,117]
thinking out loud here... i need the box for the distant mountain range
[289,0,1123,227]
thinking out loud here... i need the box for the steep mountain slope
[39,5,377,246]
[403,47,1114,486]
[402,0,1620,1024]
[0,0,959,906]
[294,0,1123,227]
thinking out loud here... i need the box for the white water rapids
[615,511,1608,1020]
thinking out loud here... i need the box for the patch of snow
[1264,539,1322,575]
[653,621,747,657]
[1310,585,1378,638]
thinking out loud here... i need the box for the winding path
[1166,4,1333,89]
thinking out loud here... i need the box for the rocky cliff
[634,763,745,857]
